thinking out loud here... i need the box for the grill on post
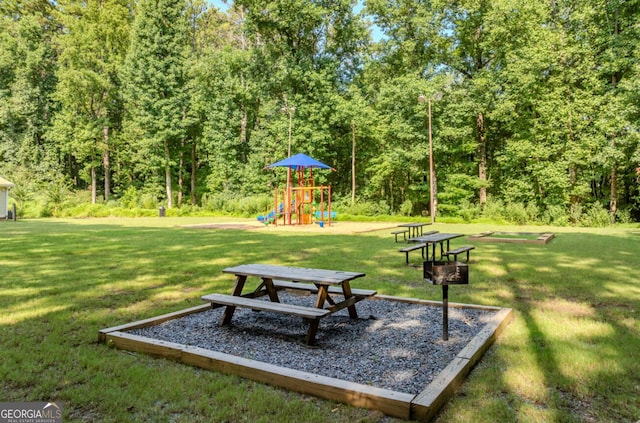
[424,261,469,340]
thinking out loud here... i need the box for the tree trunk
[178,108,188,207]
[191,141,197,206]
[389,177,393,211]
[609,9,620,224]
[567,110,579,205]
[476,112,487,206]
[178,139,184,207]
[164,139,173,209]
[610,164,617,223]
[351,122,356,206]
[103,126,110,202]
[91,165,97,204]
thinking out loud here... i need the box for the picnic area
[1,217,639,422]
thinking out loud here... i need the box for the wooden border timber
[99,295,512,421]
[410,307,512,421]
[467,231,555,245]
[98,303,213,343]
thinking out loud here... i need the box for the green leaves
[1,0,639,222]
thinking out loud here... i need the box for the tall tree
[51,0,131,203]
[590,0,640,221]
[234,0,369,188]
[122,0,190,208]
[0,0,60,180]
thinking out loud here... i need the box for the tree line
[1,0,639,223]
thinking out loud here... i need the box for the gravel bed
[130,292,498,394]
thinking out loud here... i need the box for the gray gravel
[130,291,498,394]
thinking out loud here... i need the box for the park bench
[442,245,475,263]
[391,229,409,242]
[398,242,428,265]
[202,293,331,319]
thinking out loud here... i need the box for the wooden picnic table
[397,222,432,238]
[201,264,374,345]
[409,233,464,262]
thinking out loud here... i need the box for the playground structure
[259,153,335,226]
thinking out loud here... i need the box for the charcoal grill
[424,260,469,340]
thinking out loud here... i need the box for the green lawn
[1,218,639,422]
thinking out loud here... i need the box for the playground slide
[257,203,284,224]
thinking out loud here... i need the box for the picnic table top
[409,233,464,243]
[222,264,365,286]
[397,222,432,228]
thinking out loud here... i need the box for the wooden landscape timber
[467,231,555,244]
[99,294,512,421]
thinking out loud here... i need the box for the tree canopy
[1,0,639,223]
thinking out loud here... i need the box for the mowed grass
[1,218,639,422]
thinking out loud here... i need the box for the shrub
[238,194,273,216]
[201,192,226,212]
[333,198,391,216]
[200,192,273,216]
[569,203,583,226]
[481,198,507,223]
[542,205,569,226]
[119,186,139,209]
[579,202,611,227]
[140,192,159,209]
[399,200,413,216]
[458,200,481,222]
[504,202,529,225]
[615,208,632,224]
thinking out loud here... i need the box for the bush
[59,203,112,218]
[200,192,273,216]
[481,198,507,223]
[140,193,158,209]
[569,203,583,226]
[119,186,140,209]
[238,194,273,216]
[399,200,413,216]
[504,202,529,225]
[579,202,611,227]
[458,200,481,222]
[331,196,392,217]
[615,208,632,224]
[541,205,569,226]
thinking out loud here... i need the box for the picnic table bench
[442,245,475,262]
[391,229,409,242]
[202,264,374,345]
[201,294,331,319]
[397,230,439,265]
[398,243,427,265]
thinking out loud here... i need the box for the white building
[0,177,15,219]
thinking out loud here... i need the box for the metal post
[428,97,435,225]
[442,285,449,341]
[418,94,437,224]
[281,104,295,225]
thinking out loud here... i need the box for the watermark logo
[0,402,62,423]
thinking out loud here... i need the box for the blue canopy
[265,153,335,171]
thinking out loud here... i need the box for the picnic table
[397,222,432,238]
[409,233,464,262]
[201,264,375,345]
